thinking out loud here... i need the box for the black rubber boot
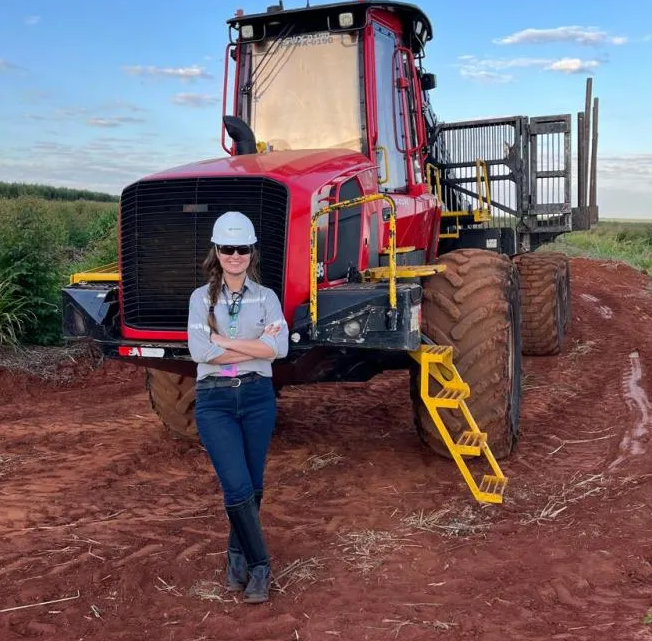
[244,564,272,604]
[224,547,248,592]
[224,491,263,592]
[225,494,271,604]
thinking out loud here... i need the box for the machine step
[478,475,508,502]
[409,343,509,504]
[455,430,487,456]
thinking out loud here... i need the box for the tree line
[0,181,119,203]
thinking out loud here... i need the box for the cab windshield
[238,30,363,152]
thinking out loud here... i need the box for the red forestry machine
[62,1,598,504]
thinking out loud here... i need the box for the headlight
[338,12,354,28]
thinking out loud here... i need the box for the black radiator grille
[120,176,288,331]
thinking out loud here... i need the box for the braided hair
[201,245,262,335]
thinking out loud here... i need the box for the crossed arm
[207,328,280,365]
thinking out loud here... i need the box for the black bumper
[62,279,423,364]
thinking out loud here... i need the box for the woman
[187,210,289,604]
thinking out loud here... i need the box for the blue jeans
[195,375,277,507]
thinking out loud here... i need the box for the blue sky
[1,0,650,216]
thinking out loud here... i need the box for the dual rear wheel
[411,248,570,460]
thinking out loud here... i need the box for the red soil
[1,257,651,641]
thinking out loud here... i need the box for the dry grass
[155,576,183,597]
[272,557,325,593]
[521,472,606,525]
[402,505,491,538]
[304,451,343,471]
[188,580,237,604]
[522,381,578,401]
[337,530,420,574]
[569,339,597,361]
[643,607,652,625]
[369,618,457,638]
[521,371,536,391]
[0,342,102,382]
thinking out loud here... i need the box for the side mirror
[421,73,437,91]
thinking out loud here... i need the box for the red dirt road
[1,257,652,641]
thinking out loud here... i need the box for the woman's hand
[210,333,230,349]
[263,322,281,337]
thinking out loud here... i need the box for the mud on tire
[538,252,571,332]
[410,248,522,460]
[512,252,570,356]
[146,369,198,440]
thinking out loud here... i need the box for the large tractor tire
[538,252,572,332]
[512,252,570,356]
[410,249,522,460]
[146,369,198,440]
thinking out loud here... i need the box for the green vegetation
[0,195,118,346]
[0,181,118,203]
[0,278,36,346]
[550,220,652,274]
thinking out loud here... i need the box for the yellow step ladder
[409,344,508,504]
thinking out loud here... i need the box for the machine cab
[224,1,435,196]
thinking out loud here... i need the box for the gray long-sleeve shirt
[187,276,289,381]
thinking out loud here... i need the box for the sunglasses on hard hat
[217,245,252,255]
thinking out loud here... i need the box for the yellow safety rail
[409,343,508,504]
[426,162,442,202]
[310,193,397,338]
[426,159,493,239]
[69,262,120,285]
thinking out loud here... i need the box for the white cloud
[469,56,553,70]
[598,154,652,181]
[23,107,88,121]
[458,54,603,81]
[123,64,213,81]
[460,68,513,84]
[100,99,148,113]
[545,58,601,73]
[494,26,628,46]
[86,116,146,128]
[25,16,40,26]
[172,93,220,107]
[22,104,149,125]
[0,137,219,195]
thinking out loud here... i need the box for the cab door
[372,22,408,195]
[371,22,432,254]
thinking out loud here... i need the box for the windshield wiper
[242,23,295,95]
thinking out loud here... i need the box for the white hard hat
[211,211,257,245]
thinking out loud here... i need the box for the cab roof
[226,1,433,54]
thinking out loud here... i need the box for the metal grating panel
[434,117,528,231]
[120,176,288,330]
[434,115,572,235]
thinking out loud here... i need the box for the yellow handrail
[310,193,397,338]
[475,158,491,216]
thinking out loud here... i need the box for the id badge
[221,364,238,377]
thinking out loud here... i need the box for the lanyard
[224,289,244,339]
